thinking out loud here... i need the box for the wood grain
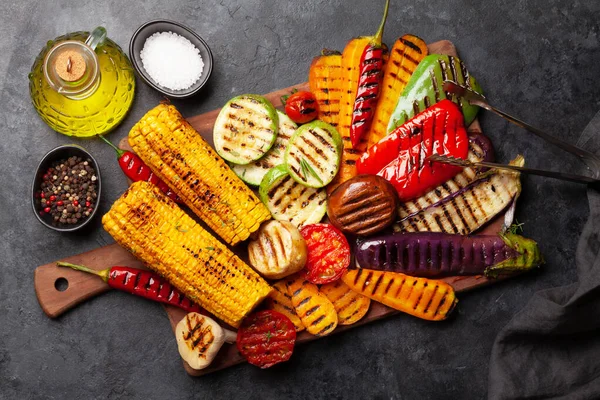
[35,40,510,376]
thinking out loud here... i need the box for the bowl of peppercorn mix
[32,145,101,232]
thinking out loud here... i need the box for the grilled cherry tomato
[357,99,468,201]
[299,224,351,284]
[284,91,318,124]
[236,310,296,369]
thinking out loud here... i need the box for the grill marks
[342,269,457,321]
[287,278,338,336]
[182,313,216,357]
[320,280,371,325]
[214,95,277,164]
[309,53,343,127]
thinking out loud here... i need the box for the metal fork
[443,80,600,179]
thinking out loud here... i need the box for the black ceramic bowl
[31,145,102,232]
[129,19,213,99]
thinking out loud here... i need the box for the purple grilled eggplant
[355,231,542,278]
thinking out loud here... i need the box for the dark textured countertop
[1,0,599,398]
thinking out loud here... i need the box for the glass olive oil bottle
[29,27,135,137]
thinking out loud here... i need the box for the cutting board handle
[34,243,143,318]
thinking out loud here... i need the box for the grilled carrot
[287,276,338,336]
[265,281,305,332]
[342,269,457,321]
[309,49,343,127]
[320,280,371,325]
[365,34,429,148]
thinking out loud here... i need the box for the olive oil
[29,29,135,137]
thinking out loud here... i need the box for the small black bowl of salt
[129,20,213,99]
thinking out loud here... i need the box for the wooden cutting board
[35,40,508,376]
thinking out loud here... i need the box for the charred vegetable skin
[343,269,457,321]
[99,135,181,203]
[237,310,296,369]
[57,262,202,313]
[309,49,343,127]
[350,0,389,148]
[327,175,399,236]
[358,100,469,202]
[355,232,542,278]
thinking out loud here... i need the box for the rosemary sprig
[299,157,323,185]
[507,219,525,234]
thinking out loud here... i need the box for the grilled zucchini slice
[284,120,342,188]
[213,94,278,165]
[231,111,297,185]
[259,165,327,228]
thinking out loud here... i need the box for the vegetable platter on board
[33,0,555,376]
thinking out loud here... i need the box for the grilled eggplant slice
[342,269,457,321]
[265,281,305,331]
[327,175,399,236]
[320,280,371,325]
[396,155,524,235]
[232,111,297,186]
[284,120,342,188]
[355,231,543,278]
[248,220,307,279]
[259,165,327,227]
[214,94,278,164]
[287,276,338,336]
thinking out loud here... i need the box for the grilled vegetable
[176,312,236,370]
[365,34,429,148]
[236,310,296,369]
[102,181,272,328]
[300,224,351,284]
[213,94,279,164]
[320,280,371,325]
[128,103,271,246]
[395,155,524,235]
[265,281,305,331]
[350,0,390,148]
[259,165,327,227]
[398,132,494,221]
[99,135,181,203]
[57,262,202,313]
[327,175,399,236]
[355,231,543,278]
[231,110,297,186]
[358,100,469,202]
[248,220,307,279]
[309,49,343,127]
[284,120,342,188]
[342,269,457,321]
[284,91,318,124]
[387,54,483,134]
[287,276,338,336]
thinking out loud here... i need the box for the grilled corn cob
[128,103,271,246]
[102,181,272,328]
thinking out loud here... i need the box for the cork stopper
[54,50,86,82]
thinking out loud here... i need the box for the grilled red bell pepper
[99,135,181,203]
[57,262,202,313]
[356,99,468,201]
[350,0,390,148]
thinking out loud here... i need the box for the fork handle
[476,160,600,185]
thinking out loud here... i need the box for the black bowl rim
[129,19,214,99]
[31,144,102,232]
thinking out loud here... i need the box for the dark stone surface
[1,0,599,398]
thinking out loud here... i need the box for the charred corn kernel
[320,280,370,325]
[327,37,371,195]
[287,276,337,336]
[342,269,456,321]
[265,281,305,332]
[102,181,272,328]
[128,103,271,245]
[365,35,428,148]
[309,51,343,127]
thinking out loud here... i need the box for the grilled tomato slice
[299,223,351,284]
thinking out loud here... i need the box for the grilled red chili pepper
[99,135,181,203]
[350,0,390,148]
[57,262,202,313]
[356,99,469,201]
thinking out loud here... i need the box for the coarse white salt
[140,31,204,91]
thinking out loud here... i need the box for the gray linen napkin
[488,111,600,400]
